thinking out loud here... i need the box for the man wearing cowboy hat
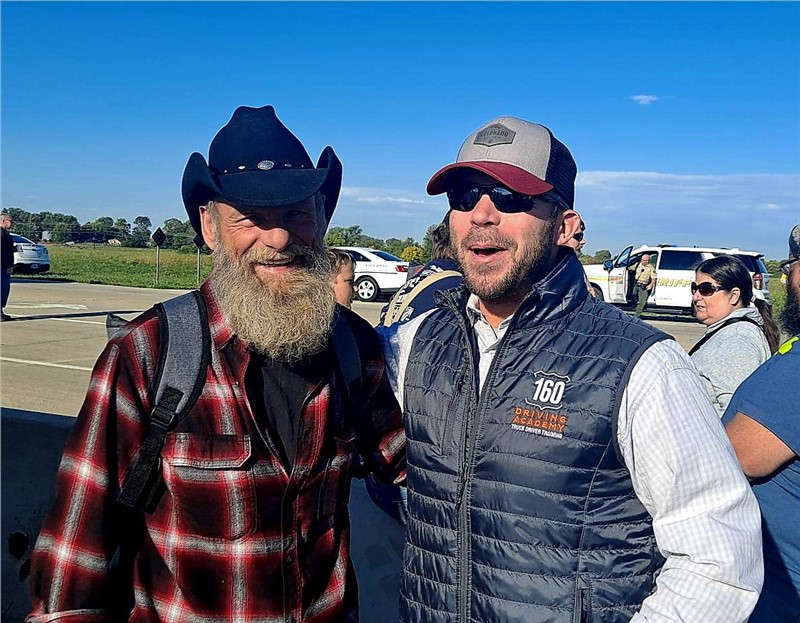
[28,106,406,622]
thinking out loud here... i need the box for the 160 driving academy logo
[511,371,571,440]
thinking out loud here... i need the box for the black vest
[401,252,670,623]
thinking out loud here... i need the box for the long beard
[210,242,336,363]
[455,220,556,303]
[780,283,800,337]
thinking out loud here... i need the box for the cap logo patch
[474,123,516,147]
[257,160,275,170]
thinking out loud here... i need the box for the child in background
[328,248,356,308]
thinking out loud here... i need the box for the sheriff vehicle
[583,244,771,313]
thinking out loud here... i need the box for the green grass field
[21,244,213,290]
[17,244,789,320]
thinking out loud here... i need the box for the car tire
[355,277,380,302]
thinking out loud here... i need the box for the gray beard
[210,242,336,363]
[779,284,800,337]
[455,220,556,303]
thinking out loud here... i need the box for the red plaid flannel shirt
[28,281,406,623]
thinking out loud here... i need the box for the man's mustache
[242,244,313,265]
[460,228,517,252]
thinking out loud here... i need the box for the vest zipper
[444,290,528,623]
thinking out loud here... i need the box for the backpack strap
[330,308,374,483]
[117,290,211,511]
[688,316,761,356]
[383,269,461,327]
[330,308,362,425]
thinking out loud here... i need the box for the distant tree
[765,259,782,277]
[324,225,364,247]
[114,218,131,242]
[129,216,152,248]
[400,245,425,264]
[421,223,440,261]
[384,237,405,257]
[592,249,612,264]
[6,208,43,240]
[2,209,84,242]
[50,217,81,243]
[82,216,115,243]
[162,218,194,249]
[355,234,384,249]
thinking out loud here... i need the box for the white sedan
[12,233,51,274]
[332,247,409,302]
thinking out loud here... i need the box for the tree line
[2,207,440,260]
[3,208,201,250]
[2,207,694,270]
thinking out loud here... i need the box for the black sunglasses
[572,232,585,242]
[447,184,554,214]
[691,281,726,296]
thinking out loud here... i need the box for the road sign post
[151,227,166,285]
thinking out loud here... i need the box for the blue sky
[2,1,799,260]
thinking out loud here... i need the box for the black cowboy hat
[182,105,342,240]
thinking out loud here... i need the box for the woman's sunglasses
[447,184,545,214]
[691,281,726,296]
[572,232,585,242]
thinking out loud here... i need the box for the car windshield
[11,234,33,244]
[660,250,704,271]
[371,250,403,262]
[719,253,766,274]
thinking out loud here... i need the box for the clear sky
[2,1,798,260]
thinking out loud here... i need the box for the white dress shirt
[380,295,763,622]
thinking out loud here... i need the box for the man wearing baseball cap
[381,116,762,622]
[28,106,406,622]
[723,223,800,622]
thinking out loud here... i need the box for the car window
[728,254,761,273]
[659,250,704,271]
[614,247,633,268]
[12,234,33,244]
[629,252,658,267]
[344,250,369,262]
[371,250,402,262]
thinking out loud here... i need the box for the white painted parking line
[49,318,107,325]
[0,357,93,372]
[0,317,107,325]
[8,303,88,310]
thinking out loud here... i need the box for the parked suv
[584,244,770,312]
[11,233,51,274]
[332,247,409,302]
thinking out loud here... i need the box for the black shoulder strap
[329,308,369,479]
[117,291,211,511]
[688,316,761,356]
[330,308,362,415]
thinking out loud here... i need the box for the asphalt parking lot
[0,279,705,418]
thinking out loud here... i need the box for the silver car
[12,233,51,274]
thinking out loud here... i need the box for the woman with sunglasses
[689,254,780,416]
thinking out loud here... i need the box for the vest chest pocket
[439,361,469,456]
[161,433,257,540]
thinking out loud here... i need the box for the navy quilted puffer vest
[400,252,669,623]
